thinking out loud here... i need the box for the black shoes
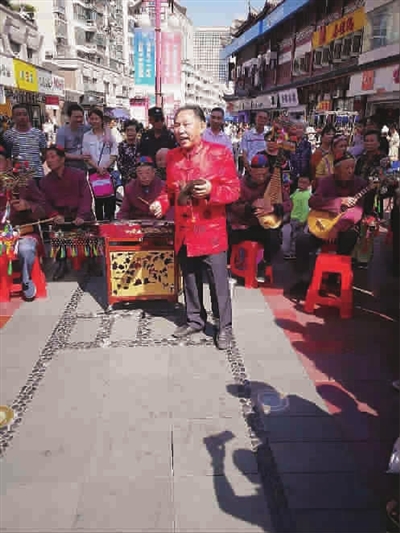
[172,323,233,350]
[52,260,68,281]
[216,328,233,351]
[172,324,203,339]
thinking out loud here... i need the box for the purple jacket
[229,174,292,229]
[41,167,94,221]
[117,177,166,220]
[309,175,366,231]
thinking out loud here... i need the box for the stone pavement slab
[0,275,388,533]
[173,472,273,532]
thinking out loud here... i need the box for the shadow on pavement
[207,381,388,533]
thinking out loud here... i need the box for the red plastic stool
[230,241,273,288]
[304,253,353,318]
[0,253,47,302]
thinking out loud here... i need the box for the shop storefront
[0,55,17,119]
[348,64,400,124]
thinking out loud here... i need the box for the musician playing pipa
[0,143,47,300]
[290,153,378,297]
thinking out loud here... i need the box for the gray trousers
[178,246,232,331]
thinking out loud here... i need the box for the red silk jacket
[158,141,240,256]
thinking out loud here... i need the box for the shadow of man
[207,381,387,533]
[203,431,273,533]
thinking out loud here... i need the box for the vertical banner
[161,32,182,86]
[133,29,155,86]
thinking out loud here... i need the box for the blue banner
[134,29,155,86]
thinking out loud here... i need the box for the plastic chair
[304,253,353,318]
[230,241,273,288]
[0,253,47,302]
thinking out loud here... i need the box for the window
[27,48,34,60]
[364,1,400,51]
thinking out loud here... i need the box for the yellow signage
[312,7,365,49]
[13,59,38,92]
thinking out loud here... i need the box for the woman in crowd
[117,119,140,186]
[314,133,348,183]
[388,124,400,163]
[82,108,118,221]
[310,124,336,183]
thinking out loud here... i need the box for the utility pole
[155,0,162,107]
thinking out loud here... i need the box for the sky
[182,0,265,27]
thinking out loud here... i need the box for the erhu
[257,116,297,230]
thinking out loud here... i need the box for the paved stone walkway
[0,265,390,532]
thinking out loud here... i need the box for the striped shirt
[3,127,47,180]
[240,128,266,162]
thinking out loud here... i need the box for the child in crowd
[284,175,311,260]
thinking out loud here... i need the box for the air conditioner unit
[341,37,351,59]
[321,46,331,67]
[351,31,363,56]
[313,49,323,69]
[332,40,342,63]
[292,58,301,76]
[299,56,308,74]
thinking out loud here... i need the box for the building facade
[23,0,132,113]
[128,1,225,124]
[0,2,65,127]
[347,0,400,124]
[222,0,399,124]
[194,26,231,85]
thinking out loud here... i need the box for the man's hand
[73,217,85,226]
[191,179,212,198]
[327,226,339,243]
[53,214,65,225]
[11,199,30,211]
[149,201,163,219]
[82,153,91,161]
[341,196,355,209]
[252,198,272,217]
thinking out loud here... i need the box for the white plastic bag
[387,436,400,474]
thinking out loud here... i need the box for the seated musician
[228,153,292,280]
[41,145,95,280]
[290,153,367,297]
[0,143,46,300]
[117,156,171,220]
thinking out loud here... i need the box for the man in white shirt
[240,111,269,174]
[202,107,233,151]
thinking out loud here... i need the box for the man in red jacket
[150,105,240,350]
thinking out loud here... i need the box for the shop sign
[0,55,17,88]
[278,51,292,65]
[278,88,298,108]
[45,95,59,106]
[312,7,365,49]
[253,93,278,109]
[316,100,332,111]
[348,64,400,96]
[52,75,65,97]
[361,70,374,91]
[13,59,38,92]
[37,68,53,95]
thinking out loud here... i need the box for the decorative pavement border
[0,279,295,533]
